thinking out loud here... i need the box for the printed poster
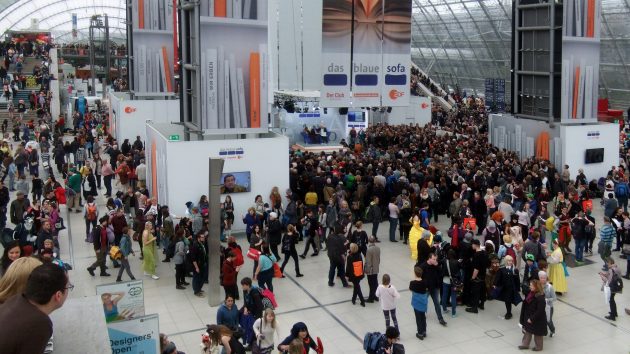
[321,0,353,107]
[381,0,411,106]
[96,280,145,323]
[108,314,160,354]
[351,0,384,107]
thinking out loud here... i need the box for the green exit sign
[168,134,180,141]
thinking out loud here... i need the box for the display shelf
[200,16,267,28]
[133,28,173,35]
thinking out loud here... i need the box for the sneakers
[451,313,457,318]
[151,275,159,280]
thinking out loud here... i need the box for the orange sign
[124,106,136,114]
[389,89,404,100]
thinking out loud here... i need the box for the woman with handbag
[252,309,278,354]
[254,245,276,292]
[493,255,520,320]
[346,243,366,307]
[518,279,548,351]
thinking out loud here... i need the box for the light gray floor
[57,190,630,354]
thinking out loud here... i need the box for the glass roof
[0,0,127,43]
[411,0,630,109]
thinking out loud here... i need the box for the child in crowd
[376,274,400,331]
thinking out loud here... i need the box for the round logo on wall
[124,106,136,114]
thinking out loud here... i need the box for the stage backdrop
[321,0,411,108]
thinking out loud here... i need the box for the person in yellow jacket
[408,215,433,260]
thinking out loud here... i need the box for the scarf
[525,291,536,304]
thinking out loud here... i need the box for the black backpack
[610,272,624,293]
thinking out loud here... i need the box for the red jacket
[55,186,66,204]
[222,259,238,286]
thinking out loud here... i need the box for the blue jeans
[575,238,586,261]
[257,267,274,292]
[619,197,628,213]
[328,261,348,286]
[429,287,444,321]
[441,283,457,315]
[389,218,398,241]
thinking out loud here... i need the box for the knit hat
[526,253,535,261]
[433,231,443,243]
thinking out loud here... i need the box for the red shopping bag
[463,218,477,230]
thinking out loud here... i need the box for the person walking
[116,227,136,282]
[518,279,547,351]
[280,224,303,277]
[466,239,489,313]
[327,224,350,288]
[142,221,159,280]
[365,236,381,303]
[346,243,366,306]
[409,266,429,340]
[84,195,99,242]
[493,255,520,320]
[420,253,447,326]
[376,274,400,331]
[254,245,277,292]
[252,309,279,354]
[441,249,461,318]
[86,216,111,277]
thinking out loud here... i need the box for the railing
[59,48,127,57]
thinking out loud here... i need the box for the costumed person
[546,239,568,294]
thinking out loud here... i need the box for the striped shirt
[599,224,616,245]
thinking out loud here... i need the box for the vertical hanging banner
[321,0,353,107]
[72,13,77,38]
[351,0,384,107]
[380,0,411,107]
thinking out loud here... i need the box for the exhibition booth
[108,92,180,144]
[145,122,290,232]
[489,114,619,180]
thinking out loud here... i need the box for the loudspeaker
[339,107,348,115]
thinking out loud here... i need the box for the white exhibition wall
[109,92,180,144]
[146,123,290,232]
[560,123,619,181]
[387,96,431,126]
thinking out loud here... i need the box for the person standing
[367,196,382,241]
[493,255,520,320]
[222,252,240,297]
[173,230,189,289]
[101,158,114,198]
[466,239,489,313]
[598,217,615,270]
[142,221,159,280]
[252,309,279,354]
[326,224,350,288]
[365,236,381,303]
[420,253,447,326]
[87,216,110,277]
[346,243,366,306]
[599,257,622,321]
[388,197,399,242]
[409,266,429,340]
[0,263,70,354]
[441,249,461,318]
[267,212,282,261]
[518,279,547,351]
[538,271,556,337]
[116,227,136,282]
[376,274,400,331]
[190,232,208,297]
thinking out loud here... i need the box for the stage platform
[291,143,346,153]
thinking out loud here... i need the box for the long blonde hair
[0,257,43,304]
[262,308,277,329]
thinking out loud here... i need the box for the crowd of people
[0,83,628,353]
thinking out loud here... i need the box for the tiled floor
[58,193,630,353]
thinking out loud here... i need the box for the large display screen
[220,171,251,194]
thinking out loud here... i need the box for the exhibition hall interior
[0,0,629,353]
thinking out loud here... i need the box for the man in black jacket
[420,253,447,326]
[87,216,110,277]
[326,224,350,287]
[466,239,489,313]
[190,232,208,297]
[241,277,263,319]
[267,212,283,261]
[367,196,382,241]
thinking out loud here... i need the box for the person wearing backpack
[346,243,366,307]
[364,326,401,354]
[116,226,136,282]
[87,216,110,277]
[84,195,99,242]
[599,257,623,321]
[498,234,518,265]
[615,178,629,212]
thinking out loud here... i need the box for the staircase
[412,63,453,111]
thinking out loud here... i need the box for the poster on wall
[321,0,353,107]
[380,0,411,107]
[107,314,160,354]
[96,280,145,323]
[351,0,383,107]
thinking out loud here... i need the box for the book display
[181,0,270,132]
[512,0,601,123]
[129,0,176,95]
